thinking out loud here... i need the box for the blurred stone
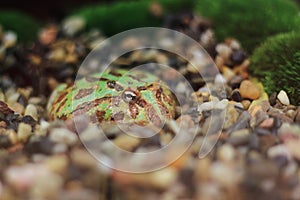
[17,123,32,142]
[50,128,78,145]
[239,80,260,100]
[63,16,86,36]
[24,104,38,121]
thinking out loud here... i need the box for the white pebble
[50,128,78,145]
[214,74,227,84]
[17,123,32,142]
[24,104,38,121]
[277,90,290,105]
[62,16,86,36]
[3,31,17,48]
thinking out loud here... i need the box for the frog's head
[107,70,177,126]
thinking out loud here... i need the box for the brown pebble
[294,107,300,123]
[239,80,260,100]
[0,101,14,115]
[241,100,251,110]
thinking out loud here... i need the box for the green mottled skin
[48,69,176,126]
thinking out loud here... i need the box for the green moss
[250,32,300,105]
[71,0,195,36]
[0,10,40,43]
[196,0,300,52]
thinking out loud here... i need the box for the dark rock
[24,136,54,155]
[230,50,246,65]
[229,75,243,89]
[0,134,12,148]
[231,89,242,102]
[21,115,37,127]
[269,92,277,106]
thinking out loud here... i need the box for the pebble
[3,31,17,48]
[45,155,68,175]
[223,104,240,130]
[214,74,227,84]
[24,104,38,121]
[241,100,251,110]
[228,128,250,146]
[295,107,300,123]
[63,16,86,36]
[239,80,260,100]
[269,92,277,106]
[30,169,63,199]
[267,145,291,161]
[230,50,246,65]
[259,118,274,129]
[0,134,12,148]
[222,66,235,81]
[70,148,97,169]
[277,90,290,106]
[50,128,78,145]
[17,123,32,142]
[231,89,242,102]
[285,140,300,160]
[10,102,24,114]
[216,44,232,60]
[216,144,236,162]
[113,134,141,152]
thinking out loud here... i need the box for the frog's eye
[122,90,137,103]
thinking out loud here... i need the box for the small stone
[0,134,12,148]
[229,75,243,89]
[230,50,246,65]
[71,149,97,169]
[214,74,226,84]
[294,107,300,123]
[24,136,53,155]
[17,123,32,142]
[7,129,18,144]
[216,44,232,60]
[113,134,140,152]
[48,48,66,62]
[285,140,300,160]
[231,89,242,102]
[9,102,24,115]
[241,100,251,110]
[3,31,17,48]
[222,66,235,81]
[50,128,78,145]
[28,97,42,105]
[267,144,291,161]
[0,101,14,115]
[45,155,68,175]
[63,16,86,36]
[228,128,250,146]
[269,92,277,106]
[39,25,58,45]
[277,90,290,106]
[30,168,63,199]
[223,104,240,130]
[239,80,260,100]
[176,115,194,129]
[24,104,38,121]
[216,144,236,162]
[259,118,274,129]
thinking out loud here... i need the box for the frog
[48,69,176,126]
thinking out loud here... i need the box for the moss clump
[71,0,195,36]
[250,32,300,105]
[0,10,40,43]
[196,0,300,52]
